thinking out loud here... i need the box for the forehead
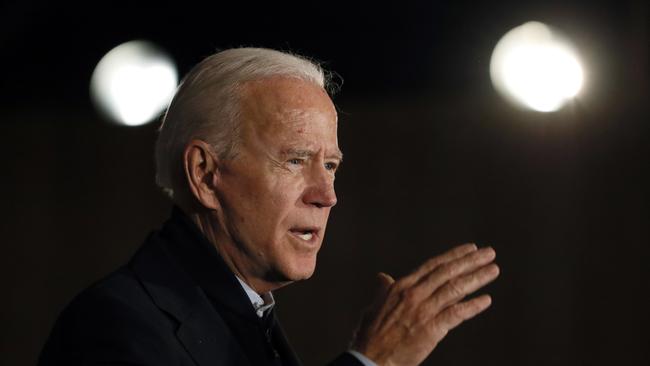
[239,77,339,147]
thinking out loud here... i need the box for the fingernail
[481,247,496,258]
[462,242,477,249]
[477,294,492,309]
[483,295,492,307]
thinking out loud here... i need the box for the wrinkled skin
[184,76,341,294]
[352,244,499,366]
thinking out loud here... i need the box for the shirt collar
[235,276,275,318]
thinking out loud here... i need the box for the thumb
[375,272,395,298]
[352,272,396,346]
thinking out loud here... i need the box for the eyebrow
[282,148,344,162]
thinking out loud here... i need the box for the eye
[324,162,338,171]
[288,158,304,165]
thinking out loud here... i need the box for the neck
[185,208,287,294]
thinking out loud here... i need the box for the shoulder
[65,266,171,328]
[38,267,184,365]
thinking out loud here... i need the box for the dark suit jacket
[38,207,362,366]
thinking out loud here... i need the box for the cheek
[238,176,303,237]
[219,174,270,240]
[224,164,307,237]
[266,180,303,228]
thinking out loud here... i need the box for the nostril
[303,183,336,208]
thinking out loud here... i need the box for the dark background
[1,0,648,365]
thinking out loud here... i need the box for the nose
[303,165,337,208]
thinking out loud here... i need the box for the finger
[432,294,492,334]
[415,247,496,296]
[428,263,499,312]
[400,243,478,287]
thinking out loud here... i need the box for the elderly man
[39,48,499,366]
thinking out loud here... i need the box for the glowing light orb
[90,40,178,126]
[490,21,584,112]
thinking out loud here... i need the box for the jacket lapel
[176,301,251,366]
[270,312,303,366]
[130,231,251,366]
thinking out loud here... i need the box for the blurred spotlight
[90,40,178,126]
[490,21,584,112]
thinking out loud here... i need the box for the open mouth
[289,227,319,242]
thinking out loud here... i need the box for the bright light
[490,21,584,112]
[90,40,178,126]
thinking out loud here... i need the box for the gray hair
[155,47,333,199]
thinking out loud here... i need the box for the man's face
[214,77,341,287]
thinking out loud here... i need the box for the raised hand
[351,244,499,366]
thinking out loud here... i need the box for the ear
[183,139,221,210]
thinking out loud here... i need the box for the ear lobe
[183,140,221,210]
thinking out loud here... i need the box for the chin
[283,255,318,281]
[265,265,315,290]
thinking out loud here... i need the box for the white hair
[155,47,334,199]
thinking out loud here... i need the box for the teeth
[297,232,313,241]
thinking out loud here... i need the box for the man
[39,48,499,366]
